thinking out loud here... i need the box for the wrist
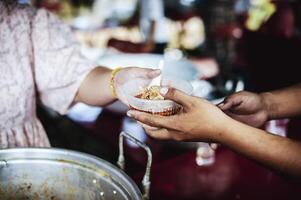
[260,92,273,120]
[110,67,122,99]
[212,114,235,144]
[217,115,252,147]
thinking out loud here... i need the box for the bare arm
[127,88,301,181]
[75,67,114,106]
[221,117,301,180]
[261,83,301,119]
[75,67,160,107]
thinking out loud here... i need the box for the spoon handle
[149,60,164,87]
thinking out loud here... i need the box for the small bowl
[122,77,193,116]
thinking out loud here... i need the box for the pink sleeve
[32,9,97,114]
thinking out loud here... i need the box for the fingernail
[127,111,134,117]
[160,87,169,95]
[217,103,224,107]
[152,69,161,75]
[210,143,218,150]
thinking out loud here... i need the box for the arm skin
[74,66,160,107]
[221,116,301,181]
[261,83,301,119]
[75,67,115,106]
[127,86,301,181]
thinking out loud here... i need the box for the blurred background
[20,0,301,199]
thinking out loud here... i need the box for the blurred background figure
[106,0,168,53]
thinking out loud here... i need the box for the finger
[129,67,161,79]
[218,95,243,111]
[148,69,161,78]
[161,88,194,108]
[127,110,174,129]
[218,101,233,111]
[210,143,218,150]
[137,122,160,131]
[146,129,187,141]
[145,128,183,140]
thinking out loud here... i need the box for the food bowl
[122,76,193,116]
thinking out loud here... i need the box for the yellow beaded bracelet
[110,67,122,98]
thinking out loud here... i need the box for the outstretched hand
[127,88,230,142]
[114,67,160,105]
[218,91,269,127]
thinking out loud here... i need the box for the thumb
[160,88,192,108]
[218,100,233,111]
[218,94,243,111]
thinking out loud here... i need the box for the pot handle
[117,131,152,200]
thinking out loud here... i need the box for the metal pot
[0,132,152,200]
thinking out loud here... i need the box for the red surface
[76,110,301,200]
[141,148,301,200]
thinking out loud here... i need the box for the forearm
[261,83,301,119]
[75,67,116,106]
[219,117,301,180]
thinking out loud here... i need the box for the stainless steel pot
[0,132,152,200]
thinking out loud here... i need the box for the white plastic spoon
[148,59,164,88]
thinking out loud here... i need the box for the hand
[127,88,230,142]
[218,91,269,128]
[114,67,160,105]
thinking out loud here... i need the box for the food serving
[129,85,179,116]
[138,86,164,100]
[122,77,193,116]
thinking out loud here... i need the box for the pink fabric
[0,2,97,148]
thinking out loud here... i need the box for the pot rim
[0,147,142,199]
